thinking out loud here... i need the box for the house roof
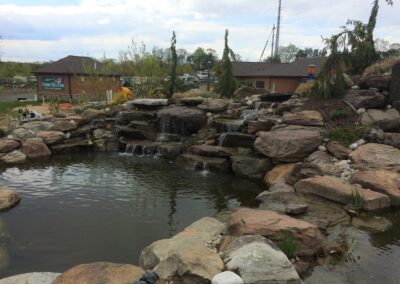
[233,57,327,78]
[34,55,121,76]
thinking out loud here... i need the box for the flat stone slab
[282,111,324,127]
[349,143,400,170]
[295,176,391,211]
[189,144,239,157]
[128,99,169,110]
[0,272,60,284]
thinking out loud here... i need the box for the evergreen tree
[168,31,177,97]
[219,29,236,98]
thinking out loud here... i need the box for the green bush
[329,127,367,146]
[279,231,299,259]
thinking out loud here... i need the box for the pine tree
[168,31,177,98]
[219,29,236,98]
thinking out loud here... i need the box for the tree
[296,48,327,59]
[168,31,177,97]
[218,29,236,98]
[187,47,218,71]
[312,0,394,99]
[279,44,300,63]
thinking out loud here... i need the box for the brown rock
[21,138,51,159]
[227,208,323,256]
[383,133,400,149]
[0,140,21,153]
[350,143,400,170]
[285,163,323,186]
[327,141,351,160]
[52,120,77,132]
[361,74,391,90]
[282,111,324,127]
[0,186,21,210]
[306,151,342,176]
[295,176,391,211]
[177,154,231,173]
[343,89,386,109]
[231,155,273,180]
[189,144,238,157]
[351,169,400,206]
[53,262,144,284]
[79,108,106,125]
[247,120,275,134]
[36,131,66,145]
[264,163,296,187]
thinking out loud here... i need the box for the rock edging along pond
[1,82,400,282]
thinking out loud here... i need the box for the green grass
[329,126,368,146]
[279,231,299,259]
[351,189,365,210]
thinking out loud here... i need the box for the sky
[0,0,399,62]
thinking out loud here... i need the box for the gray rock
[52,120,77,132]
[306,151,342,176]
[128,99,169,110]
[93,129,114,140]
[361,109,400,131]
[0,150,26,164]
[231,155,273,180]
[198,99,229,113]
[11,128,35,141]
[157,107,206,136]
[212,271,244,284]
[383,132,400,148]
[21,121,54,132]
[218,133,255,149]
[0,186,21,210]
[116,110,156,125]
[36,131,66,145]
[344,89,386,109]
[0,273,60,284]
[224,236,301,284]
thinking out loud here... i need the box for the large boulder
[21,138,51,159]
[0,150,26,164]
[344,89,386,109]
[79,108,106,125]
[351,169,400,206]
[305,151,342,176]
[223,236,301,284]
[154,244,223,284]
[139,217,225,269]
[157,107,206,136]
[361,109,400,131]
[231,155,272,180]
[349,143,400,170]
[21,121,54,132]
[0,186,21,210]
[53,262,143,284]
[116,110,156,125]
[326,141,351,160]
[282,111,324,127]
[255,125,324,162]
[361,74,391,90]
[0,140,21,153]
[264,163,296,187]
[198,99,229,113]
[0,272,60,284]
[11,128,35,141]
[227,208,323,256]
[247,119,276,134]
[36,131,66,145]
[295,176,391,211]
[52,120,77,132]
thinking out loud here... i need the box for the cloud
[0,0,398,62]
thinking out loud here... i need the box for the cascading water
[200,161,210,176]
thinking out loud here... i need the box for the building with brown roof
[233,57,326,93]
[34,55,122,102]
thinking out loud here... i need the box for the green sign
[42,77,65,90]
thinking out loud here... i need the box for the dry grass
[295,80,315,97]
[362,56,400,79]
[172,89,213,100]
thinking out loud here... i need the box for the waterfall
[125,143,142,155]
[218,133,228,147]
[200,162,210,176]
[240,109,257,122]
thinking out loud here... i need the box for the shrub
[362,56,400,79]
[279,231,299,260]
[329,127,367,146]
[329,109,348,120]
[295,80,315,97]
[351,189,365,209]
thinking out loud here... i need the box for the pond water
[0,153,263,278]
[0,152,400,283]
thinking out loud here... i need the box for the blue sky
[0,0,399,62]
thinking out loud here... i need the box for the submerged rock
[53,262,144,284]
[223,235,301,284]
[0,186,21,210]
[227,208,323,256]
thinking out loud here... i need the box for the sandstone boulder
[0,272,60,284]
[247,119,275,134]
[139,217,225,269]
[282,111,324,127]
[0,140,20,153]
[52,120,77,132]
[21,121,53,132]
[295,176,391,211]
[306,151,342,176]
[264,163,296,187]
[361,109,400,131]
[327,141,351,160]
[79,108,106,125]
[53,262,143,284]
[157,107,206,135]
[0,187,21,210]
[349,143,400,170]
[36,131,66,145]
[223,236,301,284]
[285,162,323,186]
[11,128,35,141]
[198,99,229,113]
[0,150,26,164]
[255,126,324,162]
[231,155,273,180]
[21,138,51,159]
[351,169,400,206]
[227,208,323,256]
[189,144,238,157]
[344,89,386,109]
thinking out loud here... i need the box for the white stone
[357,108,366,114]
[318,145,327,152]
[349,143,358,150]
[0,272,60,284]
[212,271,244,284]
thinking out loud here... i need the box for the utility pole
[271,25,276,59]
[274,0,282,58]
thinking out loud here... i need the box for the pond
[0,153,263,278]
